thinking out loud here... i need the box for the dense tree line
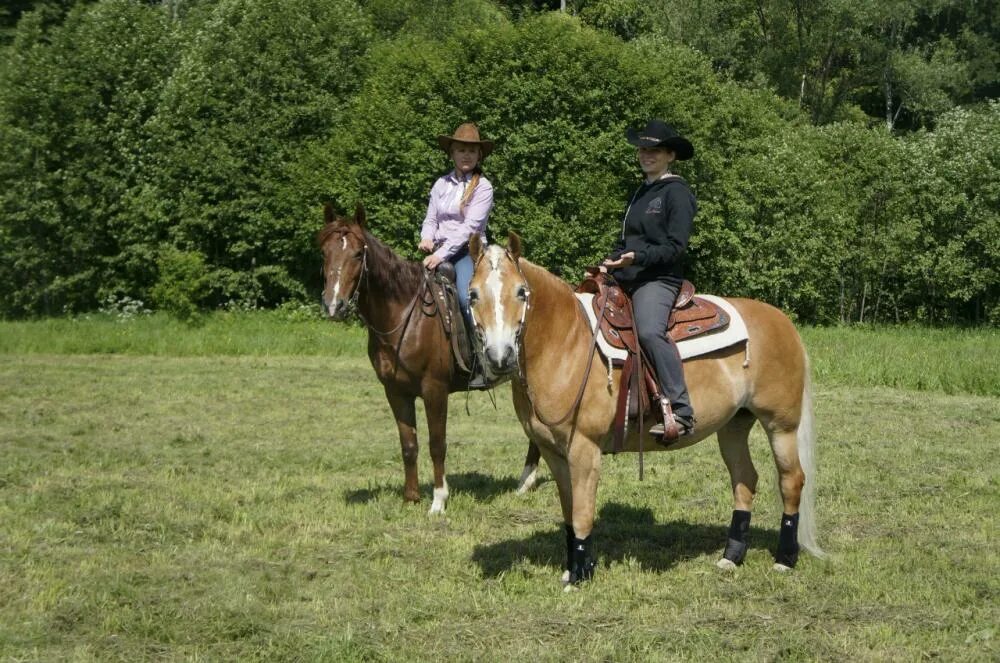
[0,0,997,323]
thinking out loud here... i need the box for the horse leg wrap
[722,509,751,565]
[775,512,800,568]
[569,534,596,584]
[564,524,575,573]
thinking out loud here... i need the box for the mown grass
[0,309,365,357]
[1,316,998,661]
[1,313,997,395]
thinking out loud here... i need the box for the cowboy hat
[625,119,694,160]
[437,122,494,158]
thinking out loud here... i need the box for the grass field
[1,315,997,661]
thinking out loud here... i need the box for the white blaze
[478,246,521,369]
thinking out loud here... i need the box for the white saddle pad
[576,293,749,362]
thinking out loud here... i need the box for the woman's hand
[602,251,635,270]
[423,254,444,270]
[418,238,435,253]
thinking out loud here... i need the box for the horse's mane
[318,217,426,300]
[518,256,577,299]
[362,230,424,299]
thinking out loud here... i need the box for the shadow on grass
[471,502,781,577]
[343,471,529,504]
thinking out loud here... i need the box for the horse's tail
[797,352,826,558]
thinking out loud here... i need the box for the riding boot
[466,367,492,390]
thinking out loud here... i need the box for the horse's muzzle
[325,298,349,321]
[483,343,517,375]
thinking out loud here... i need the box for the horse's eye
[469,289,479,306]
[353,251,364,261]
[516,285,527,301]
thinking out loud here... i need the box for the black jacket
[607,175,696,286]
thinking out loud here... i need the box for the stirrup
[467,372,492,391]
[649,415,694,438]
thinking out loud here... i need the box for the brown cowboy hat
[625,119,694,160]
[437,122,494,158]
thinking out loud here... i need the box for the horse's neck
[522,261,588,357]
[356,240,423,330]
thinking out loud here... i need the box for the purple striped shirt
[420,170,493,261]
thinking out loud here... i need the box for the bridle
[470,248,602,430]
[468,248,531,380]
[325,227,428,339]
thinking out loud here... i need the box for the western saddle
[575,271,730,447]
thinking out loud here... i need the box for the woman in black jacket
[602,119,697,437]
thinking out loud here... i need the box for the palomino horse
[318,202,481,513]
[468,232,824,584]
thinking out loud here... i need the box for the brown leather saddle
[575,271,730,447]
[429,263,476,378]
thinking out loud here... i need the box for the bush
[151,248,210,322]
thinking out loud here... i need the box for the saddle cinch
[575,272,730,447]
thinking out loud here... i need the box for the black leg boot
[569,534,596,585]
[564,524,574,580]
[774,512,800,569]
[721,509,751,567]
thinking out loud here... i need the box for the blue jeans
[452,253,474,326]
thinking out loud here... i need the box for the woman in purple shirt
[419,122,495,326]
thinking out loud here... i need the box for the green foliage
[150,248,210,322]
[0,0,996,324]
[0,1,180,316]
[896,101,1000,323]
[143,0,373,310]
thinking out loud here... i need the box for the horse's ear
[353,202,366,228]
[507,231,522,261]
[469,233,483,263]
[323,202,335,225]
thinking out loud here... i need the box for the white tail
[796,355,825,558]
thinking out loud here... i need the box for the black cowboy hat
[437,122,495,158]
[625,119,694,160]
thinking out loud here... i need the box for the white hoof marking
[428,482,448,515]
[773,563,793,572]
[563,583,579,593]
[560,570,571,585]
[516,465,538,494]
[716,558,738,571]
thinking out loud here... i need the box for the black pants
[630,279,693,419]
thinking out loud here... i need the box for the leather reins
[329,227,432,343]
[471,250,605,431]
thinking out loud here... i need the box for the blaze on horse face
[468,232,529,377]
[318,203,367,321]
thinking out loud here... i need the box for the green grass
[802,325,1000,396]
[1,313,997,395]
[0,309,366,357]
[1,317,998,660]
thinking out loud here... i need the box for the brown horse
[318,202,482,513]
[468,232,824,584]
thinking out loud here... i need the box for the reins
[493,255,606,431]
[333,227,430,343]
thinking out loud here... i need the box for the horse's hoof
[563,583,579,593]
[560,570,571,585]
[773,562,794,572]
[716,558,738,571]
[427,504,445,516]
